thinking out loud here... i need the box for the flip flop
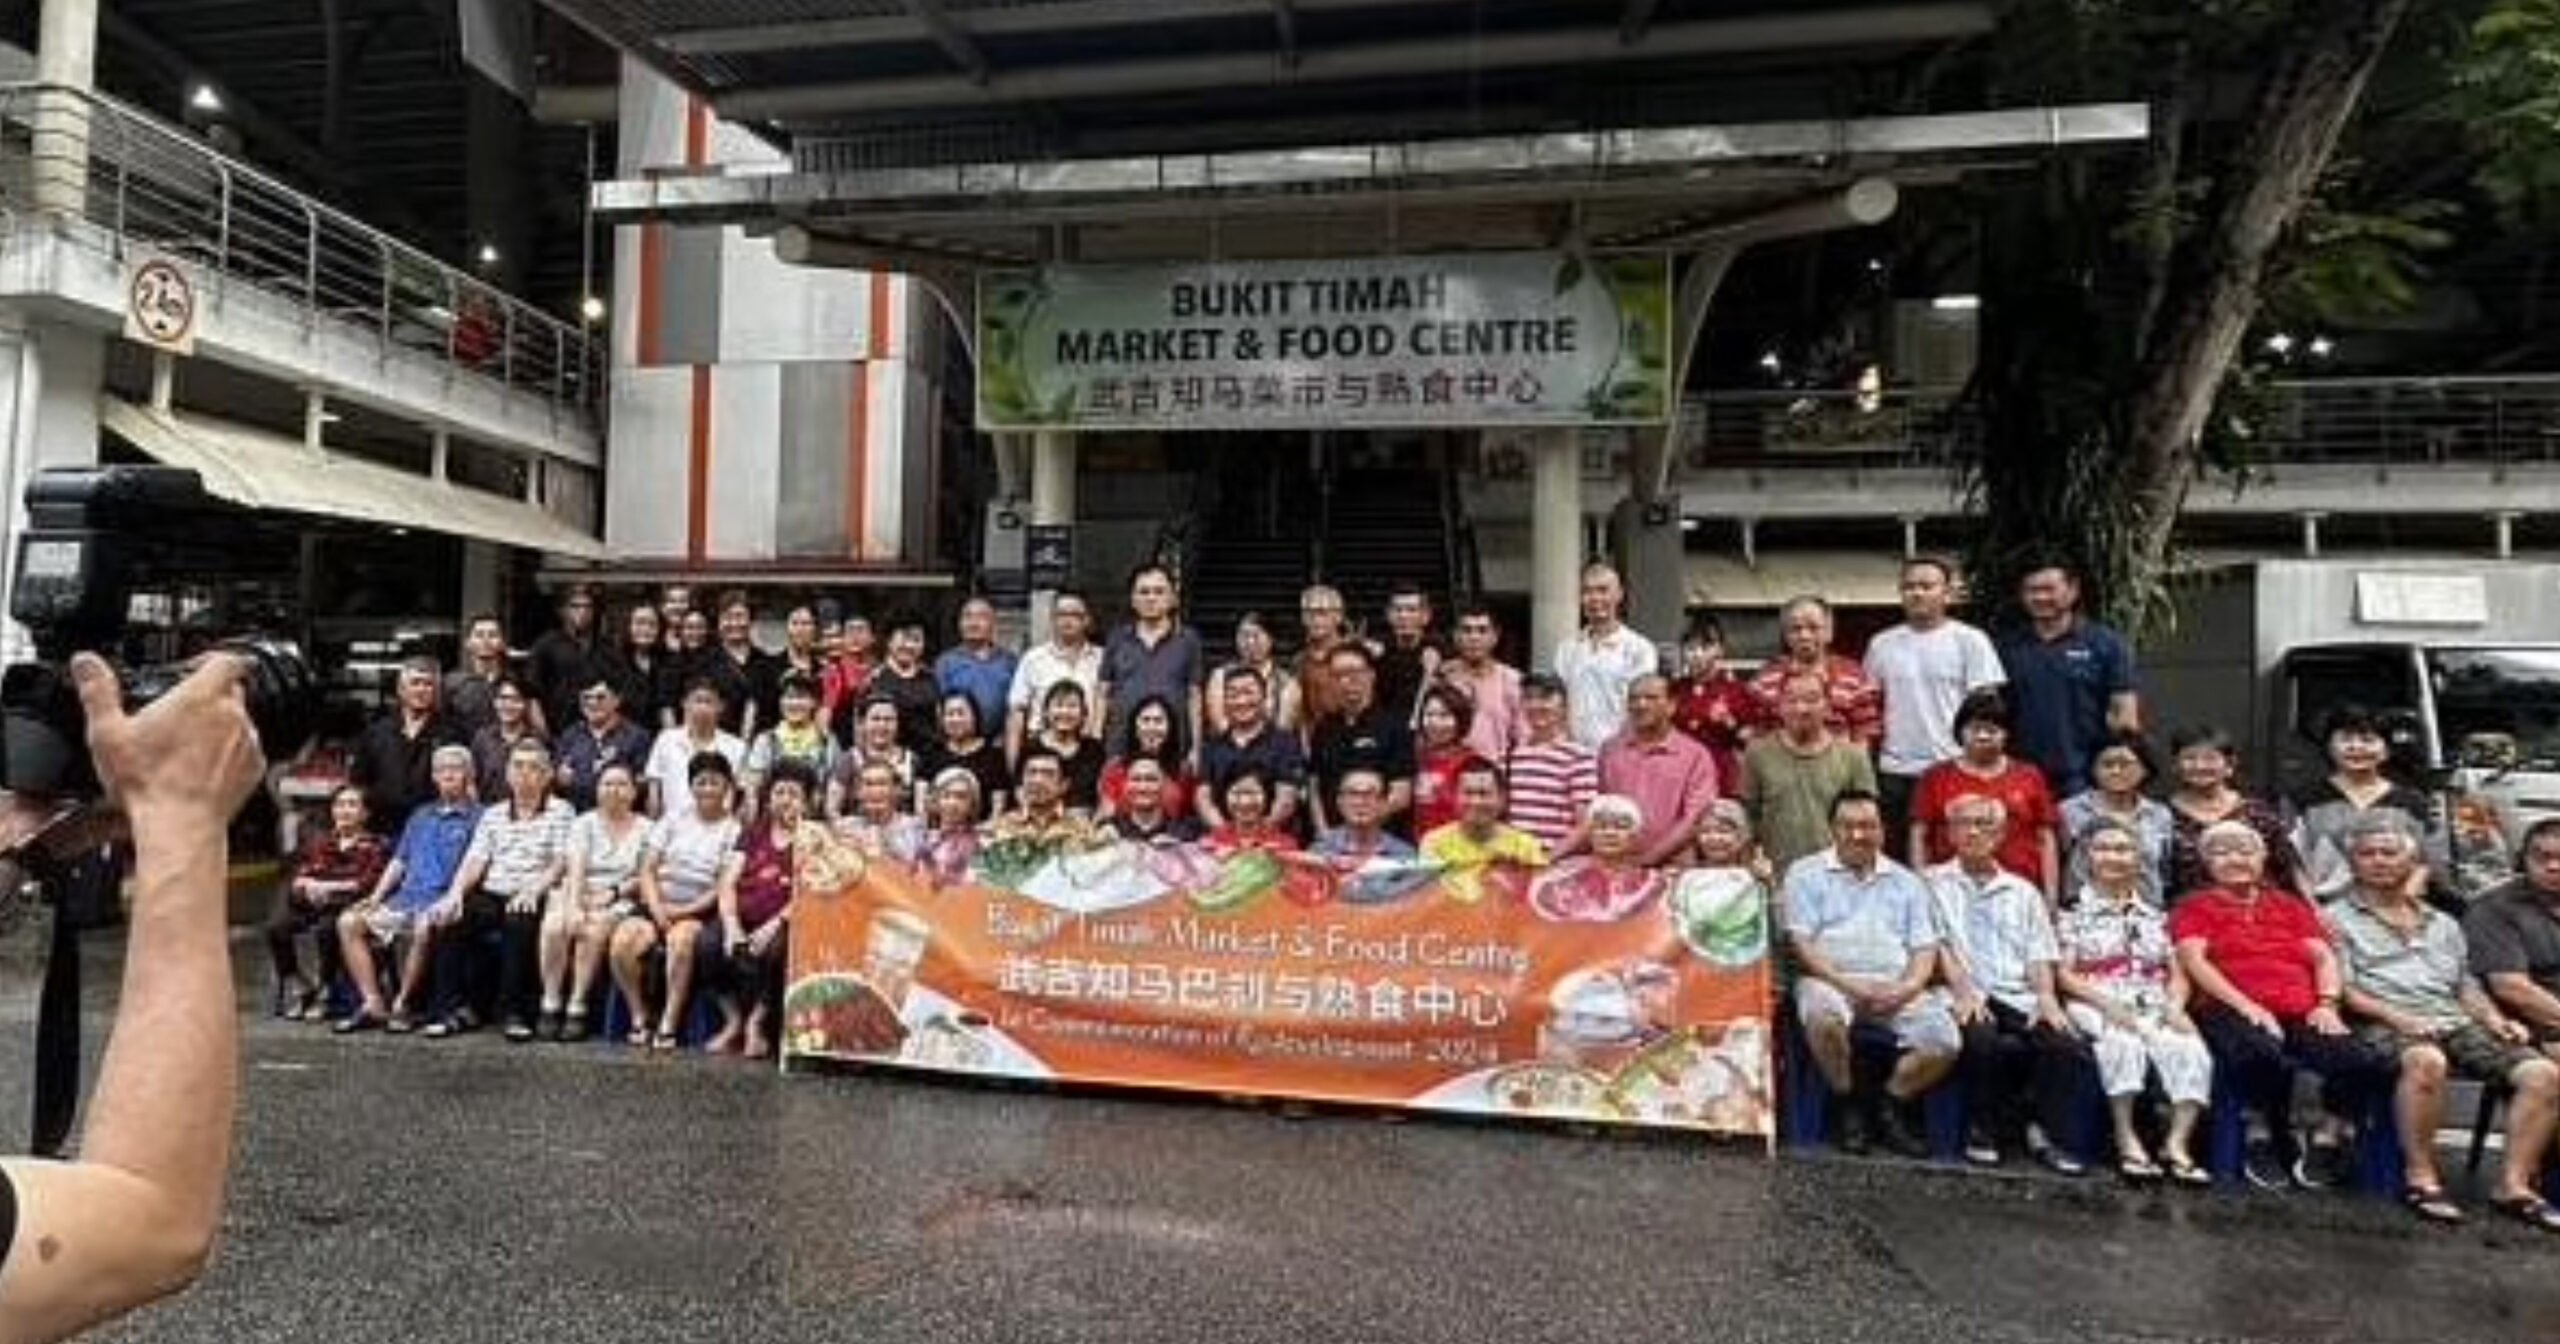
[2117,1154,2163,1182]
[2491,1194,2560,1233]
[650,1030,680,1052]
[2403,1185,2466,1225]
[2162,1154,2212,1188]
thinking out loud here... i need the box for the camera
[3,465,319,798]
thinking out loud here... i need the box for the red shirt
[1913,757,2057,884]
[1670,673,1758,791]
[1411,743,1474,838]
[1099,758,1197,820]
[2168,886,2326,1019]
[1748,655,1882,749]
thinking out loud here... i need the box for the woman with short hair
[2163,725,2302,901]
[2058,730,2174,907]
[2055,820,2212,1183]
[715,760,819,1058]
[609,752,740,1049]
[540,761,650,1042]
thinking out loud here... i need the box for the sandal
[2403,1185,2467,1225]
[2491,1193,2560,1233]
[2117,1153,2163,1182]
[332,1008,384,1035]
[625,1028,653,1048]
[650,1030,680,1052]
[2161,1154,2212,1188]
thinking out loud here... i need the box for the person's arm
[2488,971,2560,1033]
[2175,936,2276,1032]
[2302,938,2349,1035]
[2459,976,2531,1042]
[2028,958,2073,1033]
[2039,824,2062,901]
[716,852,748,945]
[0,653,263,1344]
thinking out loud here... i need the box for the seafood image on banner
[783,836,1776,1137]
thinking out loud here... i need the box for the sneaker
[1963,1123,2003,1167]
[1877,1105,1932,1160]
[421,1018,456,1040]
[504,1019,537,1044]
[2292,1141,2348,1191]
[2243,1138,2291,1192]
[562,1012,591,1044]
[538,1008,565,1042]
[1834,1101,1872,1155]
[2041,1147,2089,1178]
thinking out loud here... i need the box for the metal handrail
[0,82,599,416]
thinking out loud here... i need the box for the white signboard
[2355,572,2491,626]
[123,255,199,355]
[975,251,1672,431]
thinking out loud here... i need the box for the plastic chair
[1780,1013,1962,1161]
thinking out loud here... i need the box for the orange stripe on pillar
[687,365,713,562]
[847,363,872,561]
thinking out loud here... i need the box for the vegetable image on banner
[784,834,1774,1137]
[975,251,1673,431]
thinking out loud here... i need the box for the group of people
[259,557,2560,1233]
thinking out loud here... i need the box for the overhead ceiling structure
[551,0,2146,271]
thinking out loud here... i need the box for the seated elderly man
[334,745,481,1034]
[1312,766,1418,863]
[2327,813,2560,1229]
[1784,788,1959,1157]
[1924,795,2092,1173]
[2468,817,2560,1058]
[2173,818,2396,1190]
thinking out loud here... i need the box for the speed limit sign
[123,256,198,354]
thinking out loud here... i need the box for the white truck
[2144,559,2560,887]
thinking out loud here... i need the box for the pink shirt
[1440,659,1525,762]
[1598,729,1721,864]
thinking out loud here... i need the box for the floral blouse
[2056,888,2178,1018]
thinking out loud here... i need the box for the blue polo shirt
[1997,618,2137,796]
[934,644,1020,739]
[387,799,481,913]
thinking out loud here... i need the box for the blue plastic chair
[1780,1013,1963,1161]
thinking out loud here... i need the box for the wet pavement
[7,931,2560,1344]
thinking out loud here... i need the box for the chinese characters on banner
[783,840,1775,1137]
[976,252,1673,431]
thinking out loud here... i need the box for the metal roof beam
[715,5,1997,120]
[657,0,1468,57]
[97,8,356,191]
[906,0,992,84]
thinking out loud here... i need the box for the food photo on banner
[975,250,1673,431]
[781,828,1776,1139]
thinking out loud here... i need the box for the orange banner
[784,838,1775,1135]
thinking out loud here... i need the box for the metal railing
[0,83,599,414]
[1678,377,2560,469]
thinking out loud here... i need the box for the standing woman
[1208,613,1299,735]
[2058,731,2175,906]
[468,678,548,804]
[778,603,828,697]
[825,697,916,820]
[616,603,673,731]
[1031,680,1107,813]
[1099,695,1195,820]
[1408,686,1476,840]
[2162,725,2302,901]
[1669,614,1758,793]
[611,752,740,1049]
[715,759,819,1059]
[541,762,651,1041]
[1911,689,2061,894]
[921,691,1010,820]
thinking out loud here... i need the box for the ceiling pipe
[715,5,1996,120]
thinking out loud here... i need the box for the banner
[975,251,1673,432]
[783,838,1774,1137]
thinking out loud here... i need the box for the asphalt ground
[5,929,2560,1344]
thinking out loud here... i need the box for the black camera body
[3,465,316,798]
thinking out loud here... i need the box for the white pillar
[2494,510,2521,560]
[2300,512,2325,558]
[1029,430,1077,633]
[303,389,329,451]
[0,318,106,664]
[33,0,99,216]
[1530,428,1581,673]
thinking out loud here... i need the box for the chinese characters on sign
[976,252,1672,432]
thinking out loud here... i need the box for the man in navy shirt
[1997,563,2141,796]
[934,596,1019,739]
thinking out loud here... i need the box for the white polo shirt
[1553,624,1660,749]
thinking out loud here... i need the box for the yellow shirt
[1422,823,1550,869]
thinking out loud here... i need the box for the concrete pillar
[1611,490,1685,644]
[0,318,107,663]
[2299,512,2325,558]
[1530,428,1582,673]
[458,540,505,624]
[1900,516,1921,560]
[1029,429,1077,633]
[2494,510,2521,560]
[32,0,100,215]
[303,389,329,451]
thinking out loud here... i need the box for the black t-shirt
[1021,738,1106,812]
[921,740,1013,820]
[697,647,766,736]
[2465,882,2560,1001]
[1308,706,1417,821]
[867,664,945,755]
[527,629,611,732]
[1373,635,1444,723]
[348,711,464,831]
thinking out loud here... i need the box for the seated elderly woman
[2324,812,2560,1229]
[2055,820,2214,1184]
[2171,819,2397,1189]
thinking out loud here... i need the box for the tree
[1968,0,2428,631]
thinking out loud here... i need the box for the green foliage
[2449,0,2560,220]
[2263,192,2457,325]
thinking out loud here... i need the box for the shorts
[1794,977,1960,1056]
[2357,1021,2543,1083]
[359,904,425,946]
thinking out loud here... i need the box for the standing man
[1194,666,1307,834]
[1006,589,1103,761]
[1373,582,1444,726]
[1597,675,1720,868]
[1294,584,1361,733]
[1306,643,1416,837]
[1554,563,1659,750]
[1098,562,1206,756]
[349,656,463,831]
[527,584,609,735]
[1437,602,1524,763]
[644,680,746,819]
[935,596,1019,740]
[1998,562,2141,797]
[443,613,524,739]
[552,674,654,814]
[1865,557,2007,854]
[1505,672,1599,857]
[1742,670,1880,877]
[1749,596,1882,751]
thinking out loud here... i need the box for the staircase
[1183,452,1317,661]
[1317,467,1456,638]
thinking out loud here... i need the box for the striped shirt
[465,797,575,898]
[1923,860,2059,1014]
[1505,737,1598,853]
